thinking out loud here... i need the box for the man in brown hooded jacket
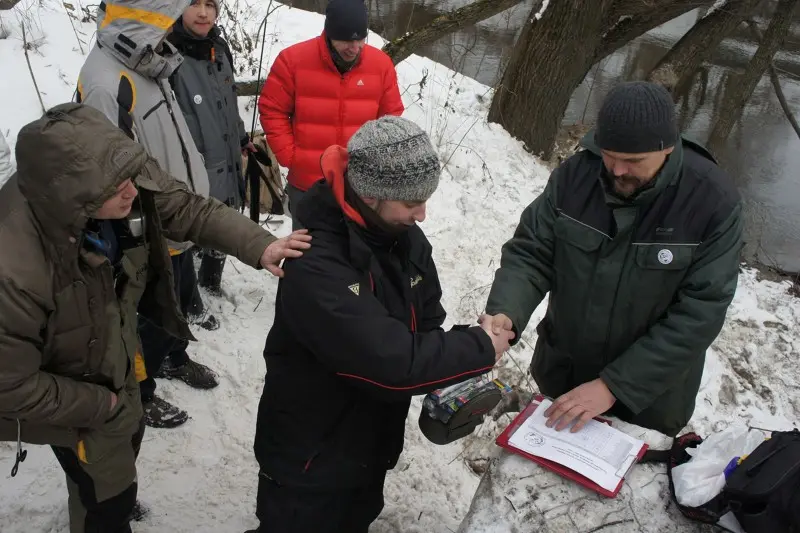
[0,103,310,533]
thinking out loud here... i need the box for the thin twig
[62,2,85,54]
[22,23,45,114]
[504,494,518,512]
[443,116,482,168]
[253,296,264,312]
[585,519,635,533]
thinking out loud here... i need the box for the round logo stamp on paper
[194,94,203,105]
[657,249,674,265]
[524,431,545,447]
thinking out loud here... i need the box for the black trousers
[51,418,146,533]
[255,472,386,533]
[139,252,199,401]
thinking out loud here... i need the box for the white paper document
[507,399,646,492]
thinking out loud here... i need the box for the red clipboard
[495,395,649,498]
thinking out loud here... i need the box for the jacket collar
[580,129,686,207]
[306,149,430,274]
[168,19,220,60]
[317,32,363,76]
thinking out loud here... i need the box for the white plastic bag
[671,426,765,507]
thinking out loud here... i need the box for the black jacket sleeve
[418,254,447,332]
[280,239,496,402]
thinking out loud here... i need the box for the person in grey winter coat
[0,129,14,188]
[168,0,256,295]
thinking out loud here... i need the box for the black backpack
[643,429,800,532]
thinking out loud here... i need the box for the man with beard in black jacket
[248,116,513,533]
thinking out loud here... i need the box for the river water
[290,0,800,271]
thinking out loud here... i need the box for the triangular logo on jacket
[348,283,360,296]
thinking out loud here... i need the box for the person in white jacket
[0,130,15,187]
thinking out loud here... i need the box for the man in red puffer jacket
[258,0,404,228]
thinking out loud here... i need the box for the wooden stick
[21,23,45,114]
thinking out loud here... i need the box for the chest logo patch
[410,274,423,288]
[357,79,364,86]
[657,249,674,265]
[193,94,203,105]
[348,283,360,296]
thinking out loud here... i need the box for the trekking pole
[247,0,274,224]
[249,0,274,139]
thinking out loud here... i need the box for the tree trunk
[707,0,798,155]
[647,0,758,96]
[596,0,714,62]
[0,0,21,9]
[381,0,527,65]
[746,18,800,141]
[488,0,615,158]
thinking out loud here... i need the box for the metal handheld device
[419,375,511,445]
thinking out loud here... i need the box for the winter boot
[143,396,189,428]
[156,357,219,389]
[198,250,227,297]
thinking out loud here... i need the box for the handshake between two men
[477,313,617,434]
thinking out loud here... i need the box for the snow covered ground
[0,2,798,532]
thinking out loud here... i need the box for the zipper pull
[11,419,27,477]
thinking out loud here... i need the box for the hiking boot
[143,397,189,428]
[158,359,219,389]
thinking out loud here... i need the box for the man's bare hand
[479,320,515,362]
[259,230,312,277]
[544,378,616,432]
[478,313,513,336]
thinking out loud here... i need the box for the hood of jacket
[15,103,148,246]
[96,0,188,78]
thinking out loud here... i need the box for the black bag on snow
[643,429,800,532]
[723,429,800,532]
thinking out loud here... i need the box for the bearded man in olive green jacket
[0,103,310,533]
[482,82,742,437]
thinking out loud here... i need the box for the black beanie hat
[595,81,678,154]
[325,0,368,41]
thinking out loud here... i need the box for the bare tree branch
[596,0,714,62]
[647,0,759,95]
[708,0,799,154]
[381,0,526,65]
[746,18,800,141]
[0,0,22,10]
